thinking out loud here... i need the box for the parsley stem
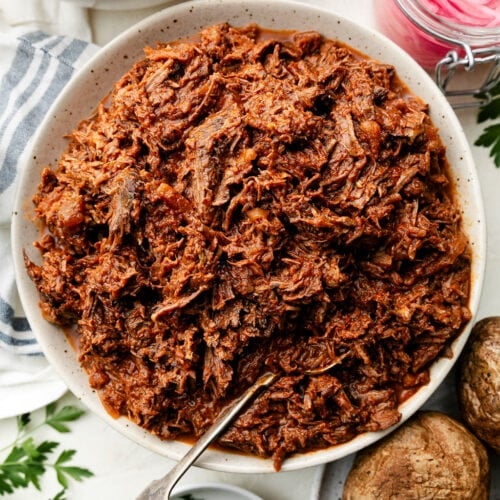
[0,420,46,454]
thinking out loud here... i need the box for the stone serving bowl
[12,0,486,474]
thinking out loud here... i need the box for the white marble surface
[1,0,498,498]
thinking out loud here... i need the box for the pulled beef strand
[26,24,472,470]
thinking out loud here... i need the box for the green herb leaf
[54,462,93,490]
[1,438,48,493]
[45,406,85,433]
[37,441,60,456]
[54,450,76,465]
[45,402,57,418]
[491,80,500,97]
[0,476,14,495]
[477,96,500,123]
[52,489,67,500]
[55,468,69,489]
[16,413,31,432]
[0,402,92,497]
[52,450,94,490]
[474,123,500,167]
[475,80,500,167]
[55,465,93,483]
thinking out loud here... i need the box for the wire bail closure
[435,45,500,108]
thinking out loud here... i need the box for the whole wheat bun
[458,316,500,453]
[342,411,489,499]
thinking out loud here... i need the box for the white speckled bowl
[12,0,486,474]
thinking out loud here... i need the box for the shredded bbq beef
[26,24,471,469]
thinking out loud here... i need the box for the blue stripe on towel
[0,329,38,347]
[0,32,52,123]
[0,35,90,194]
[0,296,30,332]
[0,32,49,109]
[0,31,96,356]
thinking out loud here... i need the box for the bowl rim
[171,481,263,500]
[11,0,487,474]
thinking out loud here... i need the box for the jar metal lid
[395,0,500,107]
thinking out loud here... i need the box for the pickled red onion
[419,0,500,27]
[375,0,500,69]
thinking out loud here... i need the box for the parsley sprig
[0,402,93,498]
[475,81,500,167]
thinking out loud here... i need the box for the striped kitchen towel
[0,29,98,417]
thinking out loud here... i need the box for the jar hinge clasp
[435,46,500,108]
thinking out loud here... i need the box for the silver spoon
[137,355,346,500]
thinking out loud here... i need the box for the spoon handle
[136,371,278,500]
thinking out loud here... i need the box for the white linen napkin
[0,0,91,40]
[0,2,99,418]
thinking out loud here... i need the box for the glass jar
[375,0,500,106]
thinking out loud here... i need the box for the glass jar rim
[396,0,500,48]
